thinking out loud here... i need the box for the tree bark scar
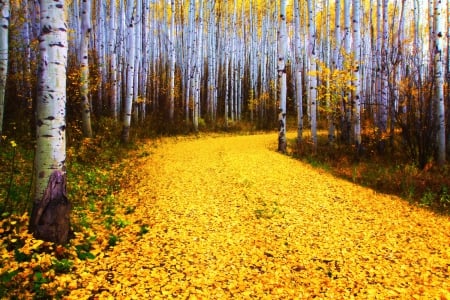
[30,170,71,244]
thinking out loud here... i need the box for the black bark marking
[42,25,52,34]
[49,42,65,47]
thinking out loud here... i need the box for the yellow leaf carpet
[69,133,449,299]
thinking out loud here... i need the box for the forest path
[77,132,450,299]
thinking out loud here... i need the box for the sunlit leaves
[1,133,450,298]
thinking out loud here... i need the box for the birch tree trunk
[325,0,335,144]
[121,0,136,143]
[30,0,70,244]
[333,0,341,70]
[132,0,142,123]
[185,0,195,124]
[0,0,9,138]
[109,0,118,119]
[168,0,175,122]
[193,0,204,131]
[80,0,92,138]
[293,0,303,144]
[307,0,317,149]
[342,0,352,144]
[379,0,389,151]
[277,0,287,153]
[353,0,362,150]
[434,0,446,165]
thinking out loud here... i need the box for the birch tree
[353,0,362,150]
[434,0,446,165]
[30,0,70,244]
[277,0,287,153]
[168,0,175,122]
[109,0,118,119]
[132,0,142,123]
[379,0,389,150]
[121,0,136,143]
[0,0,9,138]
[342,0,352,144]
[293,0,303,144]
[80,0,92,137]
[307,0,317,149]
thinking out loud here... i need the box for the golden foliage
[1,133,450,298]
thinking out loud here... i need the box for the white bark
[334,0,341,70]
[294,0,303,143]
[277,0,287,152]
[0,0,9,137]
[325,0,334,143]
[353,0,362,149]
[434,0,446,165]
[169,0,175,122]
[80,0,92,138]
[132,0,142,123]
[109,0,118,119]
[185,0,195,123]
[95,0,106,112]
[206,0,217,122]
[121,0,136,143]
[380,0,389,141]
[307,0,317,149]
[193,0,204,131]
[35,0,68,200]
[342,0,352,143]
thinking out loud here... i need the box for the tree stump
[30,170,71,244]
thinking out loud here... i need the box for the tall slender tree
[379,0,389,150]
[108,0,118,119]
[80,0,93,138]
[307,0,317,149]
[277,0,287,153]
[0,0,9,138]
[121,0,136,143]
[293,0,303,144]
[30,0,70,244]
[168,0,176,122]
[353,0,362,150]
[434,0,446,165]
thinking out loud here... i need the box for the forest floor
[2,132,450,299]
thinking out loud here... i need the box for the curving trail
[70,133,450,299]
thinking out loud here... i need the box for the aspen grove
[1,0,450,298]
[0,0,448,166]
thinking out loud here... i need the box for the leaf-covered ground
[2,132,450,298]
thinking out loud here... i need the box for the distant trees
[0,0,448,168]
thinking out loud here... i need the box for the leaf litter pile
[2,133,450,299]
